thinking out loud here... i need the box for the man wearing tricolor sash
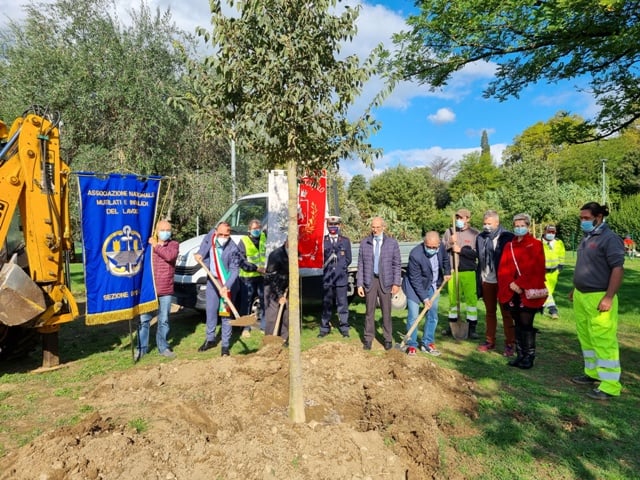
[194,221,240,356]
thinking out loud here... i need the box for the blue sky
[2,0,597,181]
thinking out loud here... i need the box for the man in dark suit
[357,216,402,350]
[194,221,240,356]
[403,231,451,356]
[264,240,289,342]
[319,215,352,338]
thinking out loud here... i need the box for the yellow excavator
[0,106,79,369]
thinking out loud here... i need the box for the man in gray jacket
[357,217,402,350]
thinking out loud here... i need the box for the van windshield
[219,196,267,234]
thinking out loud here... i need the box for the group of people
[138,200,625,401]
[352,203,624,400]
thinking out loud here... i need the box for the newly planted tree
[178,0,384,422]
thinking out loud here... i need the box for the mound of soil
[0,342,479,479]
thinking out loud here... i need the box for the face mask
[373,233,383,240]
[424,247,438,257]
[455,219,465,229]
[158,231,171,242]
[216,237,229,246]
[544,233,555,241]
[250,229,261,238]
[483,224,494,233]
[513,226,528,237]
[581,220,596,233]
[328,226,339,235]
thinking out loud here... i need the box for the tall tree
[447,151,502,202]
[0,0,214,235]
[389,0,640,141]
[176,0,383,422]
[367,165,437,238]
[480,130,490,157]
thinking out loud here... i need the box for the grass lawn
[1,254,638,478]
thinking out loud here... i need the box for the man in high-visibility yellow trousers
[570,202,625,401]
[542,225,565,319]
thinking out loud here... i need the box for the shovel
[263,288,287,345]
[195,257,256,327]
[395,280,448,352]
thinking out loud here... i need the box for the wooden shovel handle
[195,257,242,318]
[272,288,288,336]
[403,279,449,340]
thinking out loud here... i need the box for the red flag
[297,174,326,268]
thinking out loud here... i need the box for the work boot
[517,329,537,369]
[508,328,524,367]
[467,321,479,339]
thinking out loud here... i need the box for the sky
[1,0,598,182]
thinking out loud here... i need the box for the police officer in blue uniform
[318,215,352,338]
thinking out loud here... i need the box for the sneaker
[571,374,599,385]
[502,345,515,357]
[407,346,417,356]
[159,349,176,359]
[420,343,441,356]
[477,342,495,352]
[586,388,614,401]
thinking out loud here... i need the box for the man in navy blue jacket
[194,221,240,356]
[402,231,451,356]
[319,216,352,338]
[357,217,402,350]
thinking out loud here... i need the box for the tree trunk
[287,160,305,423]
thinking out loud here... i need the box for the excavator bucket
[0,262,46,326]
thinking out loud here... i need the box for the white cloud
[428,108,456,125]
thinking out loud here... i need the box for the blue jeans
[406,286,439,347]
[138,294,173,354]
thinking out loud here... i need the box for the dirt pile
[0,342,479,479]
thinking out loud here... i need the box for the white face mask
[216,237,229,247]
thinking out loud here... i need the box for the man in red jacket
[136,219,179,361]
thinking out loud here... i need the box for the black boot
[508,328,524,367]
[467,321,479,339]
[517,329,536,369]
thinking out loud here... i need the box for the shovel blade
[228,314,257,327]
[450,320,469,340]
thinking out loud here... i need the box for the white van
[173,192,412,311]
[172,193,269,310]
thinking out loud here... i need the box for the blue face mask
[424,247,438,257]
[373,233,383,241]
[581,220,596,233]
[455,219,465,229]
[328,226,339,235]
[513,226,528,237]
[158,231,171,241]
[544,233,555,241]
[250,229,261,238]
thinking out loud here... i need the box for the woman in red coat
[497,213,547,369]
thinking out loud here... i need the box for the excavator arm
[0,107,79,368]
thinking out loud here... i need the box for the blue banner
[78,173,161,325]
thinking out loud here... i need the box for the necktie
[374,238,380,275]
